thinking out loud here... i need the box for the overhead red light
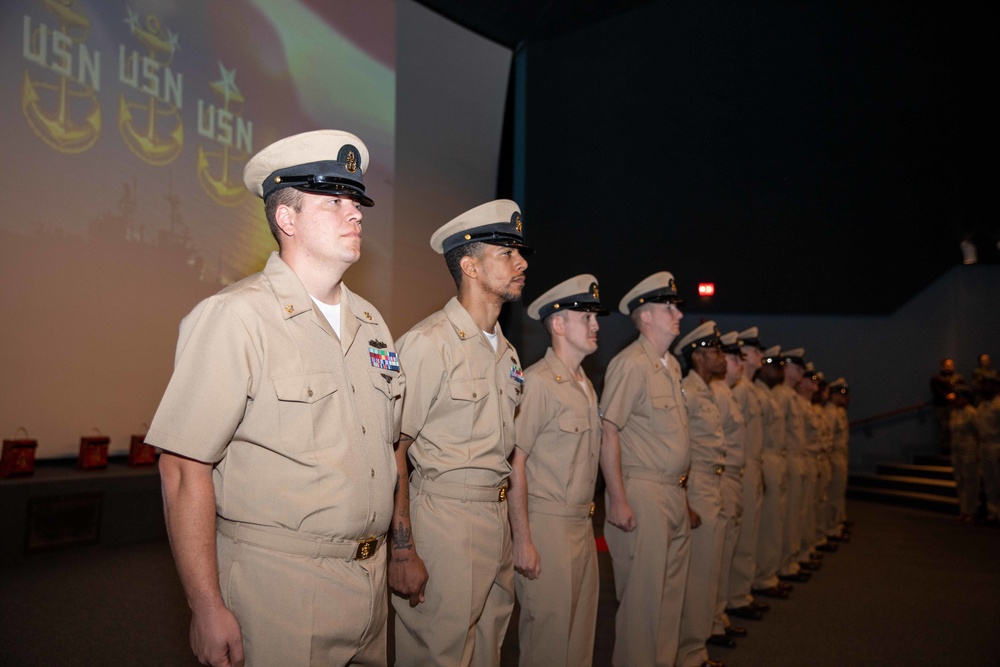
[698,282,715,297]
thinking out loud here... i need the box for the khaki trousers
[216,530,388,667]
[515,510,598,667]
[827,452,849,530]
[393,492,514,667]
[677,468,725,667]
[779,454,806,576]
[728,459,763,608]
[713,469,744,634]
[605,477,690,667]
[815,454,832,542]
[796,456,818,561]
[753,452,787,589]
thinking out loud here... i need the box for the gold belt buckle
[355,536,378,560]
[498,486,507,502]
[588,501,595,518]
[715,465,724,476]
[679,474,688,489]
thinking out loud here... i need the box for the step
[875,463,953,480]
[848,473,956,498]
[846,487,959,514]
[912,454,952,467]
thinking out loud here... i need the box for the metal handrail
[850,401,931,436]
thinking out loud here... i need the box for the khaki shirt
[755,378,785,455]
[601,334,689,477]
[515,348,600,507]
[824,402,849,459]
[977,396,1000,447]
[396,297,522,487]
[683,371,725,467]
[732,378,763,462]
[147,253,402,541]
[772,384,806,456]
[713,380,746,468]
[800,396,824,455]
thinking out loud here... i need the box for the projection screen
[0,0,396,457]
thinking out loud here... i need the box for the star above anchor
[213,61,243,106]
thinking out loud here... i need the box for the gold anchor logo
[514,213,522,234]
[197,61,249,207]
[21,0,101,154]
[590,282,600,300]
[119,9,183,165]
[345,151,357,173]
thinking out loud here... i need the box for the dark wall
[520,0,993,315]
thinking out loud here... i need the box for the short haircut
[444,241,486,288]
[263,187,304,247]
[629,302,651,328]
[543,310,568,336]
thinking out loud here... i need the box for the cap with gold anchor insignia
[430,199,532,255]
[243,129,374,205]
[781,347,806,367]
[618,271,684,315]
[676,320,722,356]
[738,327,762,349]
[720,331,744,356]
[527,274,610,321]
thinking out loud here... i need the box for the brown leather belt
[217,518,382,561]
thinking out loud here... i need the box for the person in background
[975,371,1000,525]
[948,385,980,523]
[972,354,994,406]
[725,328,771,620]
[930,358,964,454]
[751,346,792,600]
[676,321,728,667]
[600,271,691,667]
[708,332,750,648]
[824,378,852,540]
[773,349,811,585]
[510,274,608,667]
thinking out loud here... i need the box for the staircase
[847,454,958,514]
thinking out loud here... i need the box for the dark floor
[2,500,999,666]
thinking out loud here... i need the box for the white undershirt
[483,328,499,352]
[310,297,341,338]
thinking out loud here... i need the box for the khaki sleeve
[146,298,259,463]
[514,370,550,457]
[601,355,642,432]
[395,330,445,440]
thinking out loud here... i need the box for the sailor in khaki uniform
[509,274,608,667]
[389,200,529,667]
[751,346,791,598]
[600,272,690,667]
[726,327,769,620]
[709,332,749,648]
[725,329,771,618]
[676,321,728,667]
[824,378,851,535]
[773,348,811,583]
[796,364,825,565]
[150,130,402,667]
[811,374,839,551]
